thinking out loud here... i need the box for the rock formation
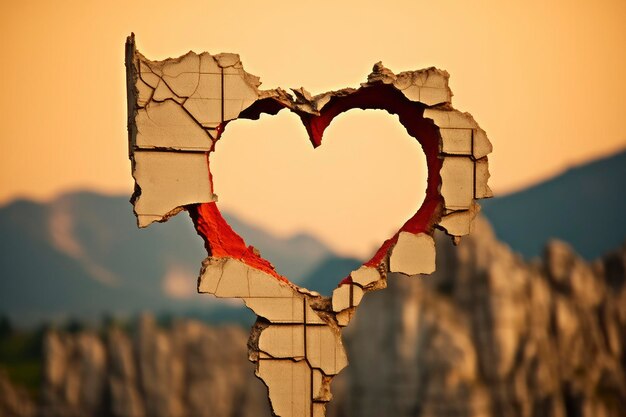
[39,316,272,417]
[328,218,626,417]
[2,217,625,417]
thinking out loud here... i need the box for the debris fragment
[389,232,436,276]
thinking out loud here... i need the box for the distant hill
[300,256,363,296]
[303,148,626,292]
[222,212,331,281]
[1,148,625,326]
[0,192,331,326]
[481,149,626,260]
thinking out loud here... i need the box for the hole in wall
[211,109,428,286]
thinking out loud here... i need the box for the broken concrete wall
[125,33,492,417]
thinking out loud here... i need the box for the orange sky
[1,0,625,257]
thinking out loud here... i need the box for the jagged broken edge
[125,35,493,315]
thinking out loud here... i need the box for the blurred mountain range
[0,148,625,326]
[0,193,333,326]
[481,148,626,260]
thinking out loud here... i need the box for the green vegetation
[0,315,44,398]
[0,311,245,399]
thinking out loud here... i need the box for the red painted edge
[188,83,443,288]
[187,202,288,282]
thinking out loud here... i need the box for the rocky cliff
[2,218,625,417]
[36,316,272,417]
[329,218,626,417]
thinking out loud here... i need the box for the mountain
[300,256,363,296]
[222,212,331,281]
[299,148,626,294]
[481,148,626,260]
[0,192,332,326]
[1,148,625,326]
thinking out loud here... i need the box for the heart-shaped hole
[211,109,428,290]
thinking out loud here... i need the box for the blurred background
[1,1,625,416]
